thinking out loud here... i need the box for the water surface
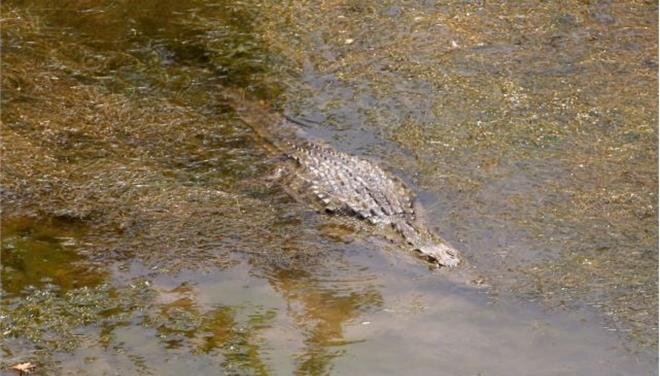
[1,0,657,374]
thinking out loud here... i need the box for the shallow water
[1,0,657,374]
[2,236,653,375]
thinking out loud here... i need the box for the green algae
[1,216,105,296]
[0,273,280,374]
[0,281,154,366]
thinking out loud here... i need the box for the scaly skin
[288,141,460,267]
[227,91,459,267]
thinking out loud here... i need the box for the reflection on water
[3,254,652,375]
[265,266,383,375]
[1,0,657,374]
[1,217,105,296]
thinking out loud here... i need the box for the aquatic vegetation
[1,217,105,296]
[255,0,658,348]
[0,0,657,373]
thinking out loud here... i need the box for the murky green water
[1,0,657,374]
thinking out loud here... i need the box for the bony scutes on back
[230,94,462,268]
[284,141,461,268]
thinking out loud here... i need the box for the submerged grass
[1,216,106,296]
[1,1,292,269]
[1,2,295,369]
[1,4,380,370]
[253,0,658,348]
[0,0,657,371]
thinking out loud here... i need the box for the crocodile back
[227,90,459,267]
[289,142,415,225]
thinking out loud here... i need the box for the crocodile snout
[418,243,460,267]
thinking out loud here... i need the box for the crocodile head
[417,243,460,267]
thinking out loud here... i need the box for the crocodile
[228,93,460,267]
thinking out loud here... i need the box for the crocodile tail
[222,88,300,153]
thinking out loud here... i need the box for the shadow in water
[263,266,383,375]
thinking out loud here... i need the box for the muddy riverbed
[1,1,657,375]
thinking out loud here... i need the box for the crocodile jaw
[417,243,460,267]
